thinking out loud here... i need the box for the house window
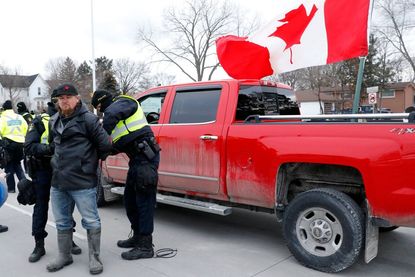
[38,87,41,96]
[381,89,395,98]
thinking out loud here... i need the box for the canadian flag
[216,0,372,79]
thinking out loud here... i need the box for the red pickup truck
[99,79,415,273]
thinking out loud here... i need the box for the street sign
[367,86,379,94]
[368,92,377,104]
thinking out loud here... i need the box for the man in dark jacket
[91,89,160,261]
[17,101,33,125]
[46,84,112,275]
[24,97,81,263]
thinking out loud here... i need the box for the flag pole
[352,56,366,113]
[90,0,97,114]
[352,0,374,114]
[90,0,96,92]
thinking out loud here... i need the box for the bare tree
[148,72,176,88]
[45,57,78,91]
[375,0,415,81]
[113,58,151,94]
[137,0,256,81]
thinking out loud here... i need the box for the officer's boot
[46,230,73,272]
[72,240,82,255]
[29,238,46,263]
[116,231,140,248]
[87,228,103,275]
[121,235,154,260]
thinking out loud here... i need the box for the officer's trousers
[124,156,158,235]
[32,169,51,240]
[5,160,25,192]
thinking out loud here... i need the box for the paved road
[1,185,415,277]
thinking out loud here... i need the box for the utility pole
[90,0,96,93]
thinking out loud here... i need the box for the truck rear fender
[275,162,364,221]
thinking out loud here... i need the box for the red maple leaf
[269,4,318,63]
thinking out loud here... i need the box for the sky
[0,0,276,82]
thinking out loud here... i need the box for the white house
[0,74,50,112]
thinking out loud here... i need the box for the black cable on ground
[154,248,178,258]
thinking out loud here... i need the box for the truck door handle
[200,135,218,141]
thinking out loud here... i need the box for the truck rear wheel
[283,188,364,273]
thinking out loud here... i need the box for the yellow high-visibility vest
[0,109,28,143]
[111,95,148,143]
[40,113,50,144]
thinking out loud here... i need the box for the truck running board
[110,187,232,216]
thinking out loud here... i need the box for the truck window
[138,92,166,124]
[236,85,299,121]
[169,88,221,124]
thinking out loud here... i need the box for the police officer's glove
[47,142,55,155]
[99,151,110,161]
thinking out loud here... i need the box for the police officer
[17,101,34,125]
[0,100,28,193]
[24,97,81,263]
[91,89,160,260]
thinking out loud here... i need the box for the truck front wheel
[283,188,364,273]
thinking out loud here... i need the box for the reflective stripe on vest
[111,95,148,143]
[40,114,50,144]
[0,110,27,143]
[23,112,33,120]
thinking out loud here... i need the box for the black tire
[96,168,107,207]
[283,188,364,273]
[379,226,399,232]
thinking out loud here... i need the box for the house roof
[384,82,415,90]
[0,74,38,88]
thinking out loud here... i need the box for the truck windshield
[236,85,299,121]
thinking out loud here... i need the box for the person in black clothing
[17,101,34,125]
[91,89,160,261]
[24,97,81,263]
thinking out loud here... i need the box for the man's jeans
[51,187,101,230]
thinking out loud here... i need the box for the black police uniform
[24,111,81,262]
[24,114,53,243]
[101,96,160,260]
